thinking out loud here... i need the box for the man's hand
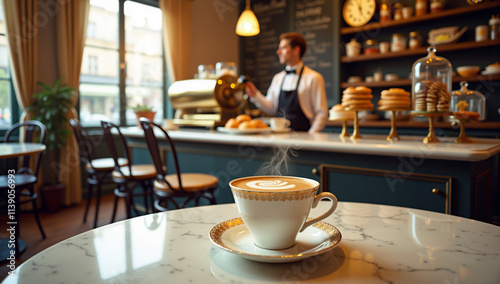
[245,81,258,98]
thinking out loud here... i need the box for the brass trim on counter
[326,120,500,130]
[319,164,452,214]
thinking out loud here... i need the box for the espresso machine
[169,74,249,128]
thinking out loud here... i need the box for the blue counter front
[121,127,500,223]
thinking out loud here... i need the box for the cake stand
[329,117,352,138]
[379,108,409,142]
[451,112,479,143]
[410,111,448,144]
[345,107,373,139]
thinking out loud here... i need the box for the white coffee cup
[270,118,290,130]
[230,176,338,250]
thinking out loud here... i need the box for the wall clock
[343,0,376,27]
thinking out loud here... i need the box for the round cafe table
[2,202,500,284]
[1,143,46,262]
[0,143,46,159]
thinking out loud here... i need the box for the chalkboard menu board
[240,0,334,100]
[293,0,333,100]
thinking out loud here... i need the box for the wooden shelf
[341,74,500,88]
[341,79,411,88]
[341,40,500,63]
[340,1,500,35]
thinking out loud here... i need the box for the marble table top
[3,202,500,284]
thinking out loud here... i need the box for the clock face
[343,0,376,27]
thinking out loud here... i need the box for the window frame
[80,0,168,128]
[1,0,169,136]
[0,28,19,138]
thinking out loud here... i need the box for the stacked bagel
[341,86,374,110]
[378,88,411,111]
[414,81,451,112]
[225,114,267,129]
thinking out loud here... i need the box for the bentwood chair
[0,121,46,255]
[69,119,128,228]
[139,118,218,211]
[100,121,156,222]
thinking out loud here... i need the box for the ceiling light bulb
[235,1,259,36]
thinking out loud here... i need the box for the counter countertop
[3,202,500,284]
[120,127,500,162]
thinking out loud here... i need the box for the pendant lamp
[235,0,260,36]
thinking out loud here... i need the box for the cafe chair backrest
[139,118,184,193]
[3,120,46,176]
[100,120,135,181]
[69,118,97,172]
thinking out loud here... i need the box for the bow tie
[285,69,296,74]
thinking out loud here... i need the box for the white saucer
[271,127,291,133]
[209,217,342,263]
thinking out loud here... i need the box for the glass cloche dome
[450,81,486,120]
[411,47,452,112]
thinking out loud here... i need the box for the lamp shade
[235,9,260,36]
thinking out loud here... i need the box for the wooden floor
[0,194,127,281]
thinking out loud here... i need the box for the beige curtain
[2,0,38,121]
[2,1,41,210]
[159,0,192,82]
[56,0,89,205]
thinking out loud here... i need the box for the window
[88,55,98,75]
[0,2,14,129]
[80,0,164,127]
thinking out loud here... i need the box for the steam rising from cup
[256,144,300,176]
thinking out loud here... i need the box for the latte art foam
[245,180,295,190]
[231,176,317,192]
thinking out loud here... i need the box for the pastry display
[453,101,480,120]
[225,114,267,129]
[329,104,355,120]
[378,88,411,111]
[341,86,374,110]
[235,114,252,123]
[413,81,450,112]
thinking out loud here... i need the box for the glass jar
[216,62,237,77]
[364,39,379,55]
[380,0,392,22]
[198,64,214,79]
[450,81,486,120]
[411,47,452,112]
[490,15,500,40]
[346,38,361,57]
[430,0,445,14]
[415,0,428,16]
[409,31,423,50]
[394,3,404,20]
[391,33,407,52]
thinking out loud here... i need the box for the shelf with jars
[337,0,500,123]
[340,0,500,35]
[341,74,500,88]
[341,39,500,63]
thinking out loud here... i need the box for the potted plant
[132,104,156,128]
[27,79,75,212]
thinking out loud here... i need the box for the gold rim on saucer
[209,217,342,263]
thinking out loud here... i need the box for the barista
[245,32,328,133]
